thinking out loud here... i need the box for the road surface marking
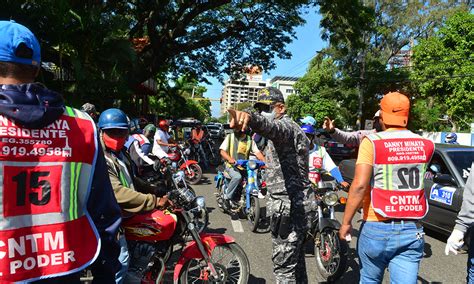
[231,219,244,233]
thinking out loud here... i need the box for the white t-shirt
[152,129,171,155]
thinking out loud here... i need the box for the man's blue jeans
[468,228,474,284]
[358,221,424,284]
[115,233,129,284]
[225,166,242,200]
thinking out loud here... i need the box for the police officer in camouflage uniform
[227,87,310,283]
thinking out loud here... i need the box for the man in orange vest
[339,92,435,283]
[191,124,209,169]
[0,21,122,283]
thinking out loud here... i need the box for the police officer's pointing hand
[228,109,251,132]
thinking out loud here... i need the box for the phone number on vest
[2,146,71,157]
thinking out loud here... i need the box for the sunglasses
[255,103,273,113]
[103,128,129,138]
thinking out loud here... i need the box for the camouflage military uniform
[250,113,310,284]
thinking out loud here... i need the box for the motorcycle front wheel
[246,196,260,232]
[179,243,250,284]
[314,228,348,282]
[184,163,203,185]
[216,179,226,213]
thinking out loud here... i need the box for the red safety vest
[308,147,324,184]
[0,106,100,282]
[132,134,148,146]
[366,130,435,219]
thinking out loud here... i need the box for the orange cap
[380,92,410,127]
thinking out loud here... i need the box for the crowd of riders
[1,20,472,284]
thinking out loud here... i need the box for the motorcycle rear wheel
[314,228,348,282]
[185,163,202,185]
[246,196,260,232]
[178,243,250,284]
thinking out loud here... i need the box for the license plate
[429,184,456,206]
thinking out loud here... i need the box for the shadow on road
[248,274,267,283]
[204,227,227,234]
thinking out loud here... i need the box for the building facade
[219,74,299,116]
[219,76,268,116]
[270,76,299,101]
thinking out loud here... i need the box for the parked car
[205,124,225,140]
[316,131,358,161]
[338,143,474,236]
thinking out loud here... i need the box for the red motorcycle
[122,164,250,283]
[168,143,202,185]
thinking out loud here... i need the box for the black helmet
[254,87,284,110]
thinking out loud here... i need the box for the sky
[203,8,325,118]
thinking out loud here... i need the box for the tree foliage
[1,0,311,113]
[287,57,357,126]
[410,11,474,131]
[149,76,211,122]
[291,0,470,130]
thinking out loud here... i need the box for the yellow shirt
[356,128,405,221]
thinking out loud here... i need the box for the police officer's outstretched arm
[228,109,294,142]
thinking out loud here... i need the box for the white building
[219,73,300,116]
[270,76,299,101]
[219,76,268,116]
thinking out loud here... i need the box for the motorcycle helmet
[143,124,156,133]
[98,108,129,130]
[301,124,315,135]
[445,132,458,144]
[300,115,317,126]
[159,119,169,131]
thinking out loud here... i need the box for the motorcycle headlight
[184,148,191,156]
[322,192,338,206]
[248,160,257,170]
[195,196,206,209]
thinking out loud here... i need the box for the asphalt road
[194,170,468,284]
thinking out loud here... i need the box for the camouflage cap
[81,103,97,114]
[253,87,284,109]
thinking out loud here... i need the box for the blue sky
[204,8,325,118]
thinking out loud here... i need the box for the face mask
[103,133,127,152]
[261,109,276,121]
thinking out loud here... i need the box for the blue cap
[0,20,41,66]
[300,115,316,126]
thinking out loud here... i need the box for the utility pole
[357,51,366,131]
[191,86,195,99]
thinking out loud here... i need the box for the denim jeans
[198,143,209,169]
[115,233,130,284]
[468,229,474,284]
[225,166,242,200]
[358,221,424,284]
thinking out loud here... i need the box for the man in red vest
[0,21,122,283]
[339,92,435,283]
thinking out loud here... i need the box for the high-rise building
[219,67,300,116]
[219,66,268,116]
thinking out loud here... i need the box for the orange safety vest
[366,130,435,219]
[0,106,100,282]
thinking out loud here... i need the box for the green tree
[149,76,211,122]
[286,57,358,127]
[310,0,470,128]
[2,0,312,111]
[410,12,474,131]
